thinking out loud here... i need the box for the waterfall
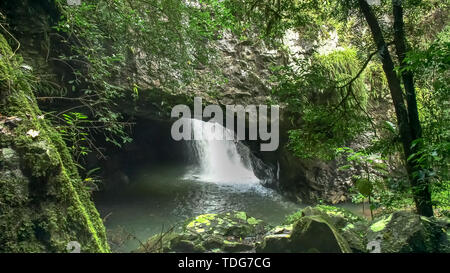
[184,119,260,184]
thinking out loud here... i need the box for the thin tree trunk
[357,0,433,216]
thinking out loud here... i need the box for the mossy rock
[0,33,109,253]
[366,211,444,253]
[169,237,206,253]
[256,225,293,253]
[284,205,368,252]
[185,211,266,239]
[139,211,267,253]
[301,205,367,228]
[290,215,352,253]
[258,215,352,253]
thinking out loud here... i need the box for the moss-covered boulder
[0,34,109,252]
[367,211,443,253]
[185,212,265,238]
[291,215,351,253]
[300,205,366,227]
[137,211,268,253]
[282,205,367,252]
[257,214,352,253]
[303,206,368,252]
[255,225,293,253]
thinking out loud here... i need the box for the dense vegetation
[224,0,449,216]
[0,0,448,253]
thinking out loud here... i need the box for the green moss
[247,217,262,225]
[187,214,216,228]
[343,223,355,231]
[283,210,304,225]
[223,240,237,245]
[265,233,291,239]
[284,205,364,226]
[370,215,392,232]
[235,212,247,221]
[0,34,109,253]
[316,205,363,223]
[292,215,352,253]
[155,211,267,253]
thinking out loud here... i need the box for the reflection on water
[94,164,301,252]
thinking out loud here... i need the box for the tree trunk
[393,0,422,141]
[392,0,433,217]
[357,0,433,216]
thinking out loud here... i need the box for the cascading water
[184,118,260,184]
[95,118,305,252]
[94,119,360,253]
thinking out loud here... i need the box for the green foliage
[336,147,414,214]
[283,210,303,225]
[0,33,109,252]
[400,25,450,212]
[235,0,448,214]
[49,0,232,154]
[355,178,373,197]
[58,112,91,161]
[272,49,369,160]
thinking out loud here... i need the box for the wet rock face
[277,149,353,204]
[256,217,351,253]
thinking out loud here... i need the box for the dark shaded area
[88,118,189,191]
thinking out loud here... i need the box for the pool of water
[94,163,368,252]
[94,164,303,252]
